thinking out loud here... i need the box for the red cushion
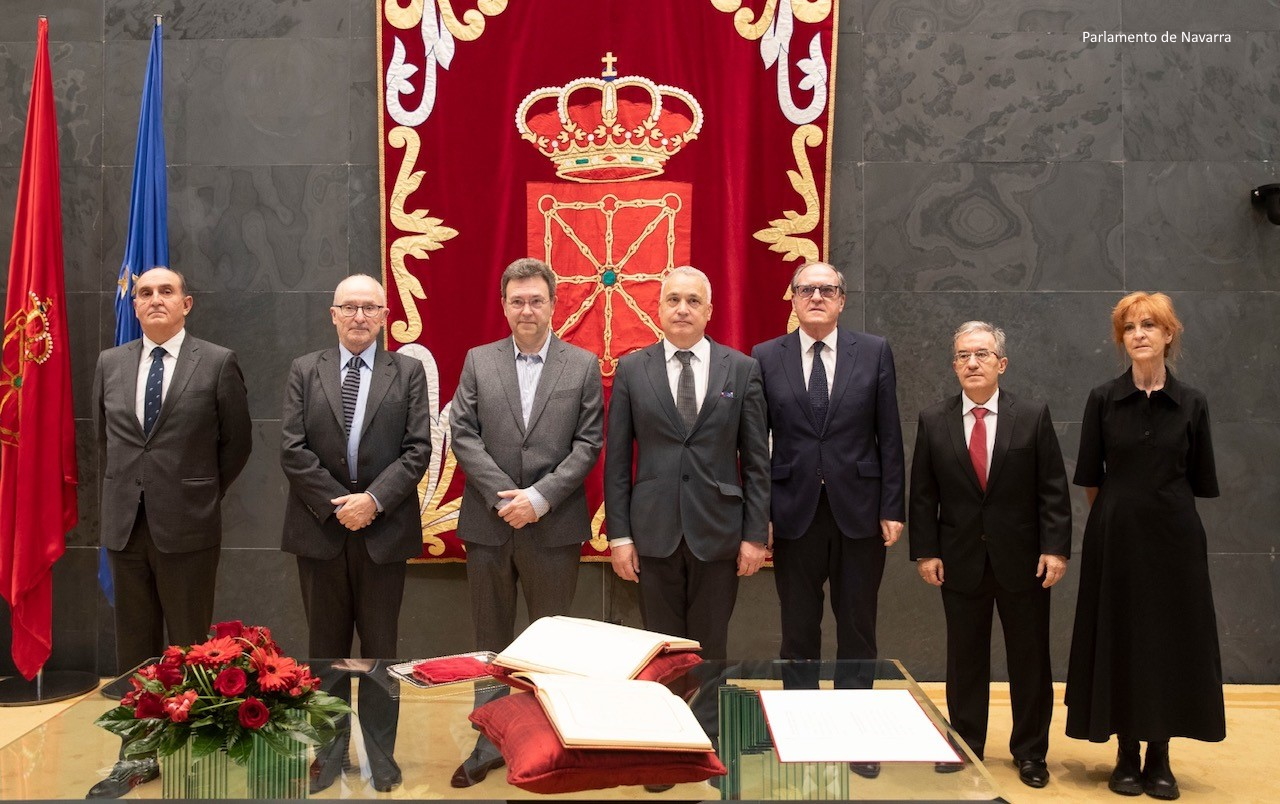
[411,656,491,685]
[468,691,726,794]
[489,651,702,691]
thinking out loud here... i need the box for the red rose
[210,620,245,640]
[213,666,248,697]
[120,690,139,707]
[162,645,185,665]
[237,696,270,729]
[163,690,197,723]
[133,692,164,719]
[154,661,184,688]
[242,625,278,652]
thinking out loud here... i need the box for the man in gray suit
[280,273,432,793]
[94,267,251,673]
[89,266,251,798]
[604,266,770,663]
[448,257,604,787]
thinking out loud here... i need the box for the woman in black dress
[1066,292,1224,801]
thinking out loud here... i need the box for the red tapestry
[377,1,840,561]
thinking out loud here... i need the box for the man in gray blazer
[448,257,604,787]
[280,274,432,793]
[94,267,251,674]
[604,266,770,663]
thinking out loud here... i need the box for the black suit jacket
[604,339,770,562]
[751,328,905,541]
[908,390,1071,593]
[280,346,433,564]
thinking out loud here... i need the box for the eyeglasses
[506,297,549,311]
[953,349,1000,364]
[793,284,843,300]
[332,303,385,318]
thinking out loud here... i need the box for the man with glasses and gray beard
[751,261,905,780]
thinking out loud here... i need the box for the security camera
[1253,184,1280,225]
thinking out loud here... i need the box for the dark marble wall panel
[350,35,377,166]
[1165,291,1280,424]
[865,34,1121,163]
[1126,162,1280,291]
[840,0,865,33]
[0,40,103,170]
[1198,423,1280,555]
[838,290,867,333]
[865,162,1123,291]
[47,546,102,672]
[103,37,349,167]
[864,0,1119,33]
[67,419,101,547]
[828,161,864,285]
[221,421,287,550]
[1209,555,1279,683]
[866,291,1116,421]
[105,0,351,40]
[349,164,380,275]
[350,0,375,38]
[105,165,350,292]
[66,290,104,418]
[1124,35,1280,162]
[7,1,104,42]
[833,32,864,163]
[1122,1,1280,33]
[215,547,308,653]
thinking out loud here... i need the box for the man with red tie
[908,321,1071,789]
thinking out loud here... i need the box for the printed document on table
[759,689,962,763]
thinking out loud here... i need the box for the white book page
[495,616,696,679]
[759,689,962,763]
[526,674,713,751]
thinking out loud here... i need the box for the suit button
[135,479,142,486]
[682,475,690,481]
[522,445,529,451]
[980,534,987,541]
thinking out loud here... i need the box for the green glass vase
[159,735,308,798]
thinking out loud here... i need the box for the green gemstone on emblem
[630,156,644,162]
[12,377,22,388]
[601,270,617,286]
[575,158,590,165]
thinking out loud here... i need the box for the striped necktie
[342,355,363,435]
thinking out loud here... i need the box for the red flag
[0,17,79,680]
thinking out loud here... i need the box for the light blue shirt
[510,336,552,519]
[339,343,382,511]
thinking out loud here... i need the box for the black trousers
[296,537,406,661]
[109,500,219,673]
[638,538,739,663]
[773,488,885,688]
[941,560,1054,762]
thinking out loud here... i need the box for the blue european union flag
[102,19,169,605]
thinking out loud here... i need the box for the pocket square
[720,391,735,398]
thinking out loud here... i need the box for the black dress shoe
[1108,738,1143,796]
[450,752,505,788]
[848,762,881,779]
[643,784,675,793]
[1015,758,1049,788]
[934,761,965,774]
[86,757,160,799]
[1142,741,1180,801]
[371,758,403,793]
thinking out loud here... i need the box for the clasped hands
[331,492,378,531]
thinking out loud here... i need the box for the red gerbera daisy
[250,649,299,692]
[185,636,244,667]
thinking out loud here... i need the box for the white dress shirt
[135,328,186,427]
[961,388,1000,484]
[797,328,837,394]
[511,336,552,518]
[339,342,383,511]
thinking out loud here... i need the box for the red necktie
[969,407,989,492]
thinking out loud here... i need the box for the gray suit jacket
[604,339,770,562]
[280,346,432,564]
[450,335,604,548]
[93,335,252,553]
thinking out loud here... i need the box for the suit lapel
[781,331,819,433]
[986,390,1016,490]
[825,328,859,433]
[360,349,397,432]
[945,395,984,494]
[497,338,526,437]
[524,336,566,439]
[317,348,345,432]
[690,340,730,437]
[642,343,682,434]
[122,341,145,438]
[149,337,199,440]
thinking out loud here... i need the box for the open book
[492,616,700,680]
[513,672,714,752]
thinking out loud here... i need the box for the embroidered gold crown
[516,60,703,183]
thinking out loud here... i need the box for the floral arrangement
[95,621,350,763]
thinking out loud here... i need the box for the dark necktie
[674,350,697,431]
[969,407,989,492]
[143,346,165,436]
[342,355,363,435]
[809,340,829,427]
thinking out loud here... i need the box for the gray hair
[500,258,557,301]
[661,265,713,305]
[952,320,1007,357]
[790,261,847,294]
